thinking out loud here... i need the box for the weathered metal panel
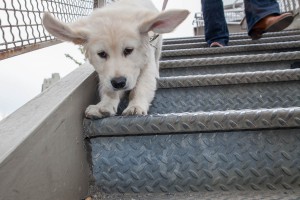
[88,129,300,193]
[91,191,300,200]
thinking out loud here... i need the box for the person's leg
[244,0,294,39]
[201,0,229,46]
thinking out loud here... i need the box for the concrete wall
[0,63,97,200]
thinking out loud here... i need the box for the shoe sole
[265,14,294,32]
[250,14,294,40]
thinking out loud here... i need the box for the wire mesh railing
[278,0,300,12]
[0,0,96,60]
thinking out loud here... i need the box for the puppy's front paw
[85,105,116,119]
[123,105,147,116]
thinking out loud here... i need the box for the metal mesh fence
[278,0,300,12]
[0,0,95,60]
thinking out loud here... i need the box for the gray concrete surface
[0,63,97,200]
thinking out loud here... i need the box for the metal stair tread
[90,190,300,200]
[158,68,300,88]
[162,35,300,50]
[161,41,300,59]
[83,107,300,137]
[159,51,300,69]
[163,29,300,45]
[160,61,296,77]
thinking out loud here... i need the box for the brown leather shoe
[249,12,294,40]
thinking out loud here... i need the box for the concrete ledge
[0,63,97,200]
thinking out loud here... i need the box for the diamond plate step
[160,52,300,69]
[84,107,300,136]
[84,69,300,136]
[161,41,300,60]
[90,190,300,200]
[160,51,300,77]
[162,35,300,50]
[86,129,300,194]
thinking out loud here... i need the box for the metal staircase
[83,30,300,199]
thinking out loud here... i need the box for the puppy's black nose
[111,77,127,89]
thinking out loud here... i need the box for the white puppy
[43,0,189,118]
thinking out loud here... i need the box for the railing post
[94,0,105,8]
[283,0,288,12]
[288,0,292,11]
[292,0,296,11]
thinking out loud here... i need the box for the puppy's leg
[123,62,157,116]
[85,89,122,119]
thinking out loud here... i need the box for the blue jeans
[201,0,281,46]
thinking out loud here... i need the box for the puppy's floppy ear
[139,9,190,34]
[43,12,88,45]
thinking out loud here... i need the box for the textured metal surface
[159,61,295,77]
[84,69,300,136]
[161,41,300,59]
[0,0,94,60]
[91,190,300,200]
[162,35,300,50]
[160,51,300,69]
[83,107,300,136]
[152,81,300,114]
[158,69,300,88]
[89,129,300,193]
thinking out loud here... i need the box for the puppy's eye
[123,48,134,57]
[98,51,108,59]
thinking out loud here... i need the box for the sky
[0,0,236,121]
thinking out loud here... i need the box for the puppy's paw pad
[123,105,147,116]
[85,105,115,119]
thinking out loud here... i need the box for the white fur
[43,0,189,118]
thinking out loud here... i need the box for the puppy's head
[43,9,189,91]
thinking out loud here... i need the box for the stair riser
[159,52,300,70]
[150,81,300,114]
[160,61,295,77]
[162,49,300,61]
[115,82,300,115]
[88,129,300,194]
[162,35,300,50]
[161,41,300,60]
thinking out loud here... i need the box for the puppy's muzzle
[111,76,127,89]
